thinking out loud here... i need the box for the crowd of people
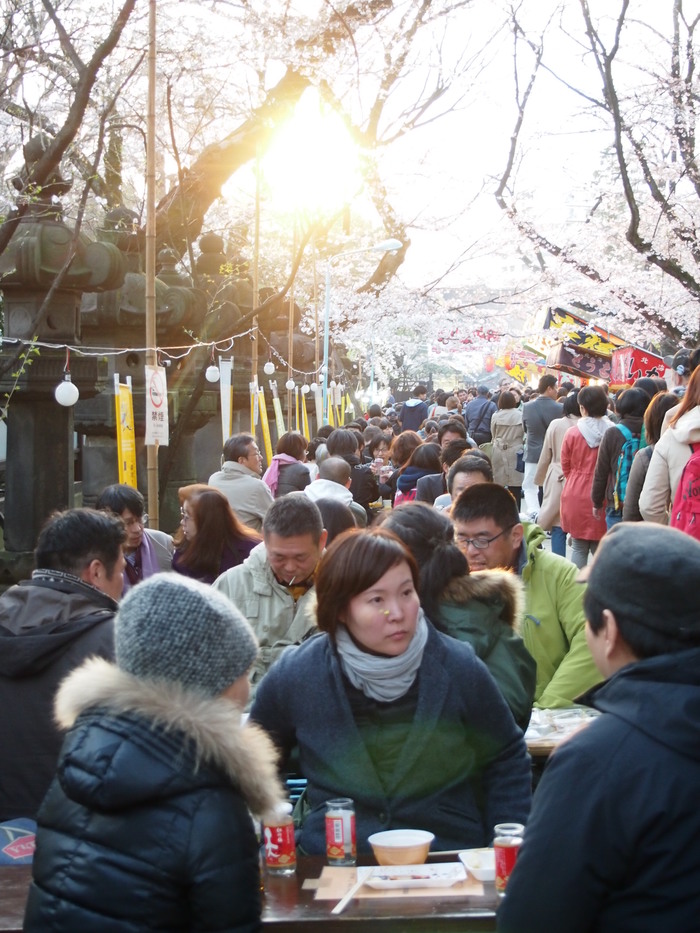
[2,351,700,931]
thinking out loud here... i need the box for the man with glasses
[96,484,173,594]
[451,483,601,709]
[208,433,273,532]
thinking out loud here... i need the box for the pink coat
[560,425,608,540]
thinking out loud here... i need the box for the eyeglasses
[124,514,148,529]
[455,524,515,550]
[180,509,193,522]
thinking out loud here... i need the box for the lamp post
[322,238,402,420]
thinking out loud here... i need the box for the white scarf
[335,610,429,702]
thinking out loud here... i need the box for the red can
[264,803,296,876]
[494,822,524,895]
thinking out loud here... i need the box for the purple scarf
[123,531,164,594]
[262,454,298,497]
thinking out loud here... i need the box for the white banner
[219,357,233,444]
[145,365,169,446]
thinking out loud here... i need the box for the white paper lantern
[205,365,220,383]
[310,382,318,392]
[301,384,310,394]
[285,378,295,390]
[330,380,337,388]
[54,377,80,407]
[263,361,275,375]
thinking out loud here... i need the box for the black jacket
[0,570,117,821]
[25,658,283,932]
[498,647,700,933]
[344,454,379,520]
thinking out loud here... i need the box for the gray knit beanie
[115,574,258,697]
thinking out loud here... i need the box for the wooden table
[1,856,498,932]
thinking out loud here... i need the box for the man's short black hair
[538,374,558,394]
[438,420,467,443]
[451,482,520,529]
[447,456,493,493]
[96,483,145,518]
[263,493,324,543]
[223,433,256,463]
[35,508,126,578]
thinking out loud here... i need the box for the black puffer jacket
[24,658,284,932]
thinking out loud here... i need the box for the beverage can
[264,802,296,876]
[493,822,524,895]
[325,797,356,865]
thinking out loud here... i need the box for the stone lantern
[0,136,125,581]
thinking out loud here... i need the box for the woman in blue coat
[25,575,284,932]
[250,529,531,855]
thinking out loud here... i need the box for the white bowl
[458,847,495,882]
[368,829,435,866]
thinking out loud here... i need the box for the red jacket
[560,425,608,540]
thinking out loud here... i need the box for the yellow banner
[258,387,273,466]
[114,376,137,487]
[301,393,310,440]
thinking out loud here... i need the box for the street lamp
[322,238,402,419]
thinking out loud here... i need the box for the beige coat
[639,406,700,523]
[534,415,580,530]
[490,409,524,487]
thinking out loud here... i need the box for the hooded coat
[560,420,610,540]
[498,648,700,933]
[24,658,283,933]
[435,570,535,730]
[0,570,117,821]
[639,406,700,523]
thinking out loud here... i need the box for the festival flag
[114,374,137,487]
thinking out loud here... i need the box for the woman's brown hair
[670,365,700,427]
[175,486,260,577]
[315,528,419,640]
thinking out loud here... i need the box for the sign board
[144,365,169,446]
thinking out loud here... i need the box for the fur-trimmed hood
[441,568,524,632]
[55,657,284,819]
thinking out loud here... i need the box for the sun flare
[261,87,361,216]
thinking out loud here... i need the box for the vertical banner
[219,357,234,444]
[257,386,273,466]
[301,392,310,440]
[145,365,169,446]
[314,387,323,429]
[250,379,258,432]
[295,386,300,433]
[269,381,286,437]
[114,374,137,487]
[333,384,342,427]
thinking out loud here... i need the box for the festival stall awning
[546,342,612,381]
[610,346,668,388]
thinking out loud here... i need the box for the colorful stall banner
[295,386,300,433]
[144,365,169,446]
[257,386,273,466]
[219,357,234,445]
[546,342,612,382]
[610,346,668,388]
[114,374,137,487]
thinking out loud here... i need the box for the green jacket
[436,570,536,730]
[519,523,602,708]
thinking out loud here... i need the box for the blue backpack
[612,424,641,511]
